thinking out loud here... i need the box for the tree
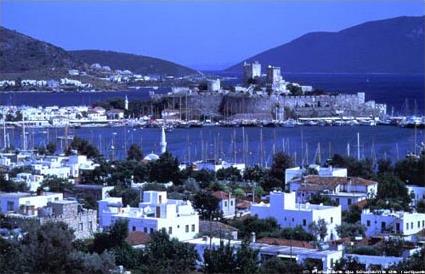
[0,173,28,192]
[333,257,366,272]
[149,151,182,184]
[336,222,365,238]
[228,215,279,239]
[140,230,198,274]
[192,191,222,220]
[417,199,425,213]
[92,219,129,254]
[270,152,294,184]
[394,154,425,186]
[260,257,303,274]
[66,136,100,159]
[370,173,411,211]
[243,165,267,182]
[308,193,338,206]
[41,176,73,192]
[329,154,373,179]
[235,241,260,274]
[233,188,246,199]
[65,251,116,274]
[342,205,362,224]
[46,142,57,155]
[20,222,75,273]
[308,219,327,241]
[127,144,143,161]
[216,167,242,182]
[203,241,237,274]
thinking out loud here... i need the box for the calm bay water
[0,74,423,113]
[8,125,425,165]
[1,74,423,165]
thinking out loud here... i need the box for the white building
[289,175,378,210]
[98,191,199,241]
[207,79,221,92]
[211,191,236,218]
[285,165,348,184]
[266,65,283,85]
[0,192,63,215]
[14,173,44,192]
[185,236,342,272]
[407,185,425,205]
[194,159,245,173]
[251,191,341,241]
[361,209,425,237]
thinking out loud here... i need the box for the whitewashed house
[285,165,347,184]
[407,185,425,205]
[251,191,341,241]
[194,159,245,173]
[14,173,44,192]
[0,192,63,215]
[185,236,342,272]
[289,176,378,210]
[98,191,199,241]
[361,209,425,237]
[211,191,236,218]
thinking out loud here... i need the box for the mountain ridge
[226,16,425,74]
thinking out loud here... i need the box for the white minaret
[160,126,167,154]
[124,95,129,111]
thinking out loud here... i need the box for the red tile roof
[212,191,230,200]
[256,237,315,249]
[126,231,151,246]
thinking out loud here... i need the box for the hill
[0,26,79,78]
[0,26,198,79]
[226,16,425,74]
[70,50,199,76]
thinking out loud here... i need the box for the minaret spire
[160,126,167,154]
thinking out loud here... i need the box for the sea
[1,73,424,165]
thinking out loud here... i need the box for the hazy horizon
[1,0,424,70]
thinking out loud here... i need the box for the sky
[1,0,424,70]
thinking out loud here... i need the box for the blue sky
[1,0,424,70]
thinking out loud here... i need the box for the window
[230,200,233,206]
[185,225,189,233]
[423,220,425,227]
[55,197,59,201]
[150,228,153,233]
[330,217,333,224]
[336,198,339,204]
[6,201,14,211]
[406,223,409,230]
[396,223,400,233]
[381,222,386,232]
[89,221,93,231]
[411,222,414,229]
[330,259,334,267]
[144,227,147,233]
[79,223,83,231]
[168,227,172,234]
[192,224,195,232]
[419,221,421,228]
[132,226,136,232]
[367,220,370,227]
[303,219,306,226]
[291,218,294,222]
[347,198,352,205]
[224,201,228,207]
[177,225,180,228]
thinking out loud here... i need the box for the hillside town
[0,124,424,273]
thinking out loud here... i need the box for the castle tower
[160,126,167,154]
[124,95,129,111]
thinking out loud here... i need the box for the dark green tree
[216,167,242,181]
[41,176,73,192]
[149,151,182,184]
[260,257,303,274]
[308,219,327,241]
[336,222,365,238]
[203,241,237,273]
[192,191,222,220]
[127,144,143,161]
[140,229,198,274]
[270,152,294,183]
